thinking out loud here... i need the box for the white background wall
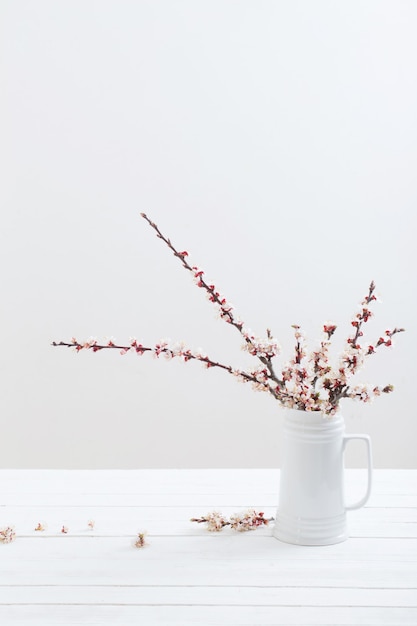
[1,0,415,468]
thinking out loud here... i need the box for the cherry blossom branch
[323,283,405,409]
[190,509,273,532]
[140,213,283,387]
[349,280,377,350]
[345,282,404,359]
[369,327,406,354]
[343,383,394,403]
[52,338,278,399]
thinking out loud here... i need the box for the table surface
[0,469,416,625]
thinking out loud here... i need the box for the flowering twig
[140,213,283,387]
[322,282,405,411]
[52,337,279,400]
[191,509,273,532]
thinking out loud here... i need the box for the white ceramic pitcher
[273,408,372,545]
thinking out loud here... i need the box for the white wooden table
[0,469,416,625]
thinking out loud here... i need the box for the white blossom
[0,526,16,544]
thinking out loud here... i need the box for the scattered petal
[133,531,147,548]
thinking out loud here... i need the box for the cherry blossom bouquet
[53,214,404,417]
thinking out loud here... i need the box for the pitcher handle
[343,434,373,511]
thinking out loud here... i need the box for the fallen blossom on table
[191,510,273,532]
[0,526,16,544]
[133,531,147,548]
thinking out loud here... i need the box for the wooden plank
[0,555,416,588]
[0,585,416,607]
[0,604,416,625]
[1,536,416,562]
[348,524,417,538]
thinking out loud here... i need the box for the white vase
[273,408,372,545]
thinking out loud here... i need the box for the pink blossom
[323,324,337,338]
[190,511,228,532]
[0,526,16,544]
[229,509,270,532]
